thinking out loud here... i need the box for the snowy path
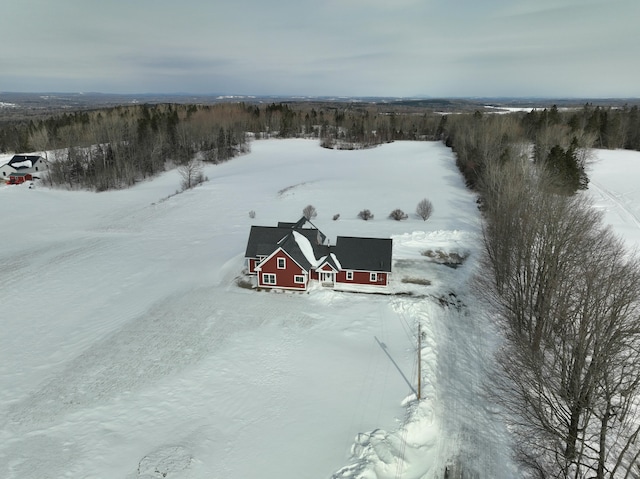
[589,179,640,229]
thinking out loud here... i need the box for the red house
[244,218,392,291]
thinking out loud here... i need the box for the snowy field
[588,148,640,249]
[1,139,638,479]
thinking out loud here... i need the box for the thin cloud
[0,0,638,97]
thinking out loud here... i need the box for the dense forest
[444,104,640,193]
[2,99,640,193]
[1,99,640,193]
[0,101,443,190]
[445,109,640,477]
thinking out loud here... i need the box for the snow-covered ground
[2,139,638,479]
[588,148,640,249]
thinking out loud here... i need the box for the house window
[263,273,276,285]
[346,271,354,281]
[370,272,377,282]
[277,257,286,269]
[294,275,305,284]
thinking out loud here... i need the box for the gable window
[370,272,377,282]
[277,257,286,269]
[294,275,305,284]
[346,271,354,281]
[263,273,276,285]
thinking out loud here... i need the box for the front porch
[319,271,335,288]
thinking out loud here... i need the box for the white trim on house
[346,270,353,281]
[255,247,308,274]
[370,272,378,282]
[262,273,276,285]
[294,274,305,284]
[319,271,335,283]
[277,257,286,269]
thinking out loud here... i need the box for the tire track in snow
[1,287,319,479]
[0,238,104,290]
[2,287,266,430]
[590,179,640,228]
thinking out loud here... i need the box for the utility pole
[417,322,422,400]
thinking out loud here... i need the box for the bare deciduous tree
[480,156,640,478]
[416,199,433,221]
[178,158,204,190]
[302,204,317,220]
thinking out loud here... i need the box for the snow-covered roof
[10,160,33,169]
[245,224,325,259]
[292,230,319,267]
[8,155,43,170]
[330,252,342,270]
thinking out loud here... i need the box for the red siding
[336,270,388,286]
[248,258,259,273]
[258,250,307,290]
[8,174,32,185]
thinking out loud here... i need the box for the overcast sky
[2,0,639,98]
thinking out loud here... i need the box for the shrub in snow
[389,209,408,221]
[333,213,340,221]
[249,210,256,219]
[358,209,374,220]
[416,198,434,221]
[303,204,317,220]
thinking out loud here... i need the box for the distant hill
[1,92,638,119]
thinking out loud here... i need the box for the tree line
[443,110,640,477]
[0,101,446,190]
[38,104,250,190]
[2,100,640,192]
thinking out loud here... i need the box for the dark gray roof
[245,221,392,274]
[245,225,326,259]
[277,222,298,229]
[318,253,340,271]
[332,236,393,272]
[277,217,327,244]
[277,216,308,229]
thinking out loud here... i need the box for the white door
[320,272,334,284]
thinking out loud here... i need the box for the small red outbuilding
[7,172,33,185]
